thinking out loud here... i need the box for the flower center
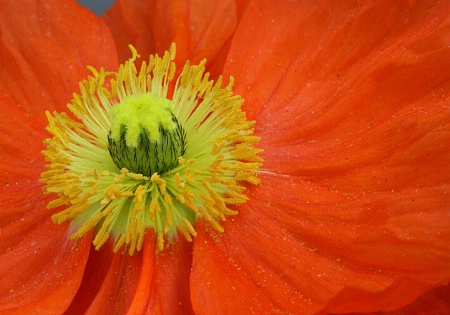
[107,93,186,176]
[40,44,262,255]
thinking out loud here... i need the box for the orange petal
[0,95,46,187]
[0,0,118,121]
[190,173,450,314]
[0,0,119,312]
[224,0,450,185]
[65,233,194,314]
[102,0,155,63]
[225,0,450,125]
[214,3,450,311]
[65,238,146,314]
[0,188,91,313]
[145,235,195,314]
[344,284,450,315]
[0,102,91,312]
[103,0,238,70]
[120,234,194,314]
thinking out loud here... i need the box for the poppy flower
[1,0,449,315]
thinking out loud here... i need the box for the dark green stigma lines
[108,114,186,176]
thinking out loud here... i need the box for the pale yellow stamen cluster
[41,44,262,255]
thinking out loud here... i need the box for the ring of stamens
[40,44,262,255]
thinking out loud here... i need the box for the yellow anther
[150,198,160,220]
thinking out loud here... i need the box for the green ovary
[107,93,186,176]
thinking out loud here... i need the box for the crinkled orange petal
[0,0,118,120]
[0,107,91,312]
[225,0,450,175]
[65,239,145,314]
[211,2,450,311]
[102,0,155,62]
[0,94,46,186]
[226,1,450,121]
[0,188,91,313]
[345,284,450,315]
[190,173,450,314]
[145,236,194,314]
[0,0,119,313]
[102,0,238,71]
[65,233,194,314]
[127,234,156,315]
[64,241,117,314]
